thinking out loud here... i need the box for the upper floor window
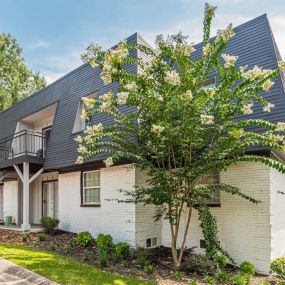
[73,94,96,133]
[82,170,100,205]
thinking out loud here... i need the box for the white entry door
[0,185,3,220]
[42,181,58,218]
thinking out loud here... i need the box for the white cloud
[29,40,51,49]
[270,16,285,59]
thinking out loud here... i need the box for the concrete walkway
[0,258,58,285]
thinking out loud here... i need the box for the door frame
[41,180,58,218]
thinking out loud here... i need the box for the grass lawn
[0,243,156,285]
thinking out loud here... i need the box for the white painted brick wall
[135,169,162,247]
[270,167,285,260]
[58,164,137,245]
[161,162,271,274]
[3,180,18,224]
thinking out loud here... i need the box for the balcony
[0,130,47,169]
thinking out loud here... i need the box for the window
[146,237,158,248]
[82,171,100,205]
[197,170,221,206]
[200,77,216,90]
[73,94,96,133]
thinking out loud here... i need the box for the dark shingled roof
[0,15,284,171]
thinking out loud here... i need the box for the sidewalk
[0,258,59,285]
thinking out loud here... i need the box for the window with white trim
[197,170,221,206]
[82,171,100,205]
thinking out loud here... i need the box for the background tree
[0,33,46,111]
[78,4,285,268]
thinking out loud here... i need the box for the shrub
[204,275,216,284]
[64,241,73,254]
[96,233,113,251]
[231,273,251,285]
[144,264,156,274]
[82,249,93,262]
[40,216,60,234]
[37,233,46,242]
[49,243,57,251]
[240,261,255,275]
[188,280,198,285]
[98,248,109,268]
[181,254,215,274]
[22,233,29,242]
[174,271,185,281]
[114,242,130,260]
[135,248,150,268]
[216,270,229,282]
[76,231,93,247]
[262,281,270,285]
[271,257,285,278]
[216,255,227,270]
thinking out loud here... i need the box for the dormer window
[73,94,96,133]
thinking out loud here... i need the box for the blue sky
[1,0,285,84]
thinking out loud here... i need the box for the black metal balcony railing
[0,130,47,161]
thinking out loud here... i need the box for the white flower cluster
[76,156,84,164]
[80,109,89,121]
[165,70,180,86]
[125,82,138,92]
[200,114,214,125]
[262,80,274,92]
[221,54,238,68]
[101,41,128,84]
[278,61,285,70]
[202,43,211,55]
[242,65,273,81]
[100,91,113,111]
[151,124,165,135]
[77,144,88,154]
[74,135,83,143]
[117,92,129,105]
[82,97,96,110]
[217,24,235,42]
[186,90,193,101]
[104,157,114,167]
[263,102,275,112]
[178,43,196,56]
[229,128,244,139]
[242,104,253,115]
[276,122,285,132]
[81,41,102,69]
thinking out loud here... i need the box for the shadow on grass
[0,244,155,285]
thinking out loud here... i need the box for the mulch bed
[0,229,282,284]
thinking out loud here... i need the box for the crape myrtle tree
[77,4,285,268]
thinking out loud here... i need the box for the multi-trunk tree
[0,33,46,111]
[77,4,285,268]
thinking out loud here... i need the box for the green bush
[181,254,215,274]
[49,243,57,251]
[37,233,46,242]
[40,216,60,234]
[63,241,73,254]
[216,255,227,270]
[135,248,150,268]
[96,234,113,251]
[231,273,251,285]
[22,233,29,242]
[271,257,285,278]
[204,275,216,284]
[75,231,93,247]
[82,249,93,262]
[114,242,130,260]
[98,248,109,268]
[216,270,229,282]
[240,261,255,275]
[174,271,185,281]
[262,281,270,285]
[144,264,156,274]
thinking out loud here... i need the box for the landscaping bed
[0,229,283,285]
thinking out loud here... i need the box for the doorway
[42,181,58,218]
[42,126,52,156]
